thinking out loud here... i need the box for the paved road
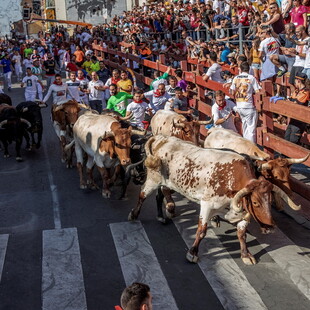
[0,85,310,310]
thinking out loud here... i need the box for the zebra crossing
[0,208,310,310]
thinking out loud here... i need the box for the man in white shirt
[144,83,171,113]
[258,28,281,81]
[43,74,73,105]
[289,26,308,88]
[21,67,43,102]
[12,50,22,82]
[76,69,89,104]
[212,90,237,132]
[202,52,225,83]
[230,62,261,143]
[66,71,81,102]
[125,90,150,129]
[87,71,105,113]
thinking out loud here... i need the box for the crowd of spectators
[0,0,309,145]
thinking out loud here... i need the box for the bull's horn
[54,104,64,112]
[20,118,32,128]
[0,120,8,128]
[272,185,301,210]
[132,129,147,136]
[119,112,133,121]
[196,117,213,125]
[286,153,309,165]
[173,119,185,128]
[258,162,272,171]
[231,187,251,212]
[22,107,29,113]
[78,103,89,110]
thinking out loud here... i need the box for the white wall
[0,0,22,37]
[55,0,67,20]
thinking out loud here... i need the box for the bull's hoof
[66,164,73,169]
[156,216,168,224]
[186,251,199,263]
[165,203,175,219]
[241,256,257,265]
[102,190,111,198]
[4,154,10,158]
[210,215,221,228]
[16,157,23,162]
[80,184,87,190]
[128,211,137,221]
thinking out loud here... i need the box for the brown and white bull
[204,127,270,159]
[69,114,143,198]
[204,127,309,199]
[129,135,300,265]
[151,110,212,145]
[52,100,87,167]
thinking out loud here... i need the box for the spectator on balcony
[202,52,225,83]
[270,23,297,78]
[289,25,308,90]
[166,76,178,98]
[285,72,310,144]
[258,28,281,81]
[289,0,308,27]
[260,2,285,34]
[230,61,261,142]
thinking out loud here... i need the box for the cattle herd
[0,96,309,265]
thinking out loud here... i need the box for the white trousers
[4,71,12,88]
[237,108,258,143]
[25,90,37,101]
[37,82,43,101]
[14,64,23,80]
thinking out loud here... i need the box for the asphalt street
[0,83,310,310]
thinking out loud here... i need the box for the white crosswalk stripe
[110,221,179,310]
[173,214,268,310]
[42,228,87,310]
[0,234,9,283]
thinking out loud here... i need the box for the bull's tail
[64,139,75,152]
[144,136,161,170]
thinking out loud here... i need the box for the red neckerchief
[53,81,62,86]
[218,101,226,110]
[134,100,143,103]
[111,77,120,84]
[154,89,164,97]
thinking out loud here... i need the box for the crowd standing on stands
[0,0,309,146]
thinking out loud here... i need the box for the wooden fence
[92,40,310,201]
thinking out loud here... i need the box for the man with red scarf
[42,74,73,106]
[212,90,238,132]
[144,83,171,113]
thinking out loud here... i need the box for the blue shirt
[220,48,231,63]
[1,59,12,73]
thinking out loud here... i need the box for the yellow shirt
[250,48,261,64]
[117,79,133,94]
[82,60,92,75]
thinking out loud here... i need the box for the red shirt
[66,62,78,72]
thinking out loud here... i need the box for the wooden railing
[92,40,310,200]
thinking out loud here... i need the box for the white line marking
[248,225,310,301]
[0,234,9,283]
[42,228,87,310]
[43,140,61,229]
[173,215,267,310]
[110,221,179,310]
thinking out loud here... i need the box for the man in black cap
[285,72,309,144]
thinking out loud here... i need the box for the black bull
[16,101,43,150]
[0,105,30,161]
